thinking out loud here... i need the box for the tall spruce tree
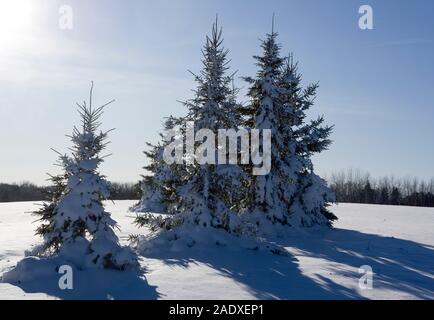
[243,26,336,228]
[135,19,247,234]
[243,28,294,225]
[33,84,138,270]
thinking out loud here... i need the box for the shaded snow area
[0,201,433,300]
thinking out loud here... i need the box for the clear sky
[0,0,433,185]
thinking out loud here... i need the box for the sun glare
[0,0,36,51]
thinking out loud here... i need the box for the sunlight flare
[0,0,37,51]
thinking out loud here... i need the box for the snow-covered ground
[0,201,433,300]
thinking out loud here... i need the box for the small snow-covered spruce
[133,116,186,214]
[33,83,138,270]
[135,19,248,235]
[243,27,336,229]
[135,143,166,213]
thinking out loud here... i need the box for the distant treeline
[110,182,142,200]
[0,182,46,202]
[3,173,434,208]
[0,182,141,203]
[329,169,434,207]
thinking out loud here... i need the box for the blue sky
[0,0,433,185]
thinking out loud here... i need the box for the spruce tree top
[185,17,241,130]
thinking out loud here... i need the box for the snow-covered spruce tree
[278,55,336,226]
[135,143,166,213]
[243,29,335,228]
[242,29,293,226]
[133,116,182,214]
[135,19,248,235]
[33,84,138,270]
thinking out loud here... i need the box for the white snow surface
[0,201,433,300]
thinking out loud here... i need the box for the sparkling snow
[0,201,432,300]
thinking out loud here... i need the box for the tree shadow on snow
[143,227,434,300]
[1,256,159,300]
[273,227,434,299]
[143,237,363,299]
